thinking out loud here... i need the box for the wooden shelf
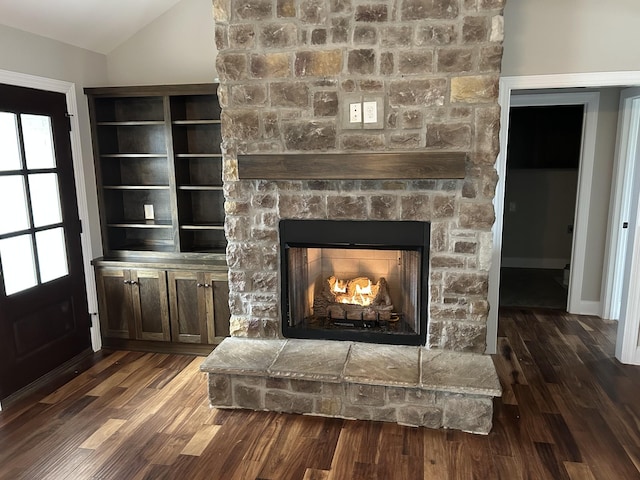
[173,120,221,125]
[237,152,467,180]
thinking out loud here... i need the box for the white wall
[502,0,640,76]
[0,23,107,257]
[106,0,216,86]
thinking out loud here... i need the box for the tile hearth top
[201,337,501,397]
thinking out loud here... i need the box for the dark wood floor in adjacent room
[2,308,640,480]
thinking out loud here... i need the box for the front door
[0,83,91,401]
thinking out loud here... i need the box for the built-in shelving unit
[85,84,229,353]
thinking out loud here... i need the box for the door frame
[0,69,100,353]
[487,71,640,356]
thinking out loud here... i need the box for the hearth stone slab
[421,350,502,396]
[200,337,286,375]
[201,337,502,435]
[343,343,420,386]
[269,339,352,381]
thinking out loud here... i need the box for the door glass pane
[36,227,68,283]
[0,176,30,235]
[0,234,37,295]
[29,173,62,227]
[21,114,56,169]
[0,112,21,171]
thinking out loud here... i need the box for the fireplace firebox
[279,219,429,345]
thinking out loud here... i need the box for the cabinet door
[130,269,171,341]
[209,274,230,342]
[167,270,205,343]
[95,268,136,339]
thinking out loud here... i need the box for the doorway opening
[499,103,583,309]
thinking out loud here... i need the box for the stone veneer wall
[214,0,505,352]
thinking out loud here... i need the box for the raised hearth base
[200,338,501,435]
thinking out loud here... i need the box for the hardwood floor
[2,308,640,479]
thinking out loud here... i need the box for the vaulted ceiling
[0,0,185,54]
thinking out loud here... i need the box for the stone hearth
[201,337,501,434]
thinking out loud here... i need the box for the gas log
[313,275,397,322]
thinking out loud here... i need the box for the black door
[0,83,91,401]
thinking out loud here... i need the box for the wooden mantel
[236,152,466,180]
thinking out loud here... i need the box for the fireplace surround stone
[204,0,506,433]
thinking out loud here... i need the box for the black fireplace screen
[279,219,429,345]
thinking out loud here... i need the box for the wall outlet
[144,204,155,220]
[350,102,362,123]
[362,96,384,129]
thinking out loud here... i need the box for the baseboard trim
[569,300,601,317]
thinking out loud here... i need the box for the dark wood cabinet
[87,85,230,354]
[95,267,170,342]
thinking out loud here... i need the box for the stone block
[479,45,503,72]
[290,379,323,394]
[344,343,420,387]
[370,408,398,423]
[271,82,310,108]
[481,0,505,8]
[432,195,455,219]
[398,51,434,75]
[234,384,264,409]
[315,396,343,416]
[387,387,406,404]
[265,391,314,413]
[231,85,267,106]
[348,384,386,406]
[331,18,349,43]
[401,194,431,221]
[490,15,504,42]
[390,133,421,149]
[234,0,272,20]
[300,0,328,24]
[431,255,465,269]
[401,0,459,20]
[251,53,291,78]
[216,54,248,82]
[459,202,495,229]
[341,133,385,150]
[437,48,473,73]
[260,23,297,48]
[475,106,501,153]
[208,374,232,406]
[295,50,343,77]
[251,271,279,291]
[341,404,373,420]
[451,75,499,104]
[251,193,277,209]
[401,110,423,129]
[327,196,367,219]
[283,122,336,150]
[445,272,488,296]
[462,16,489,43]
[416,25,456,45]
[215,25,228,50]
[229,24,256,48]
[425,123,471,149]
[277,0,296,17]
[442,394,493,434]
[355,4,388,22]
[354,26,377,45]
[270,339,351,381]
[266,377,289,389]
[441,322,487,353]
[381,26,413,47]
[311,29,328,44]
[406,388,436,404]
[454,241,477,254]
[398,405,443,428]
[221,110,259,140]
[380,52,394,75]
[213,0,230,22]
[360,80,384,91]
[348,49,375,75]
[313,91,338,116]
[278,194,326,218]
[389,79,446,107]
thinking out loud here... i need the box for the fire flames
[330,276,379,307]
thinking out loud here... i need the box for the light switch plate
[362,96,384,129]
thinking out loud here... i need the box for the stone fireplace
[201,0,505,433]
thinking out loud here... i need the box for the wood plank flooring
[2,307,640,479]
